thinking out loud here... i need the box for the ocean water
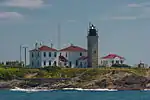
[0,90,150,100]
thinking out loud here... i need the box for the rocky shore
[1,70,150,90]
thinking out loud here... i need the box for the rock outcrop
[1,70,150,90]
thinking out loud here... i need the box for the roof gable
[59,45,87,52]
[101,54,125,59]
[30,45,57,52]
[59,56,68,62]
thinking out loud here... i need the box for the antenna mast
[58,23,61,49]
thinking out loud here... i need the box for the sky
[0,0,150,65]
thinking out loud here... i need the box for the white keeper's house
[29,44,58,68]
[29,43,88,68]
[100,54,125,67]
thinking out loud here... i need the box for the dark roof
[88,24,98,36]
[59,45,87,52]
[30,45,57,52]
[59,56,68,62]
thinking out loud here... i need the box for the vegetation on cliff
[0,66,150,89]
[0,66,149,80]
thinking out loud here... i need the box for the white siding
[29,50,88,68]
[41,51,58,67]
[101,57,125,67]
[68,51,87,68]
[59,51,87,68]
[29,50,58,68]
[29,50,41,68]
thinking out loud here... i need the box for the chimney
[51,43,53,48]
[39,42,43,47]
[35,42,38,50]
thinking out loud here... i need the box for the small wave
[143,89,150,91]
[10,87,118,92]
[10,87,53,92]
[62,88,118,91]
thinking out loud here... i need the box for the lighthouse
[87,23,99,68]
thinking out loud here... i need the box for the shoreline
[0,68,150,91]
[9,87,150,92]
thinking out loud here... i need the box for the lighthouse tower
[87,23,99,68]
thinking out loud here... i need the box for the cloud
[127,2,150,19]
[100,2,150,21]
[127,2,150,8]
[1,0,47,9]
[100,16,138,21]
[111,16,137,20]
[102,15,150,21]
[0,12,23,19]
[127,4,142,8]
[67,20,77,23]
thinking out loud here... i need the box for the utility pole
[51,43,53,48]
[20,45,22,65]
[23,46,28,67]
[57,23,61,67]
[58,23,61,49]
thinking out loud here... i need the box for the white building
[29,44,88,68]
[100,54,125,67]
[29,45,58,68]
[29,45,126,68]
[59,44,87,68]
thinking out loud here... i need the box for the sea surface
[0,90,150,100]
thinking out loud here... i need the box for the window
[76,60,78,66]
[80,52,82,56]
[116,60,119,64]
[37,61,40,66]
[43,52,46,57]
[64,62,67,66]
[120,60,123,64]
[32,53,34,58]
[84,62,86,66]
[66,52,67,57]
[54,61,57,66]
[69,61,72,67]
[112,60,114,64]
[37,52,40,57]
[44,61,46,66]
[54,52,57,57]
[49,52,51,57]
[32,61,34,66]
[49,60,51,66]
[94,50,96,54]
[80,62,82,67]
